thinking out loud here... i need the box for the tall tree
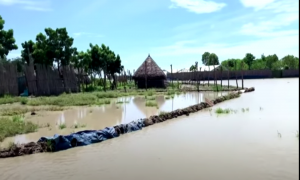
[21,40,35,64]
[281,55,299,69]
[33,33,52,65]
[243,53,255,70]
[265,54,278,69]
[251,59,266,70]
[189,65,196,72]
[107,52,123,89]
[208,53,219,65]
[202,52,210,65]
[0,15,18,58]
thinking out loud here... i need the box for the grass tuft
[58,123,67,129]
[145,100,158,107]
[0,116,38,142]
[215,108,231,114]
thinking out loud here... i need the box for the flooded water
[1,91,222,146]
[0,78,298,180]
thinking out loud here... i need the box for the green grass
[20,98,28,105]
[0,116,38,142]
[159,111,168,116]
[215,108,231,114]
[116,100,129,104]
[58,123,67,129]
[0,107,29,116]
[0,88,182,107]
[0,95,27,105]
[212,85,223,91]
[165,96,170,100]
[167,89,176,96]
[145,96,156,100]
[145,100,158,107]
[0,106,65,116]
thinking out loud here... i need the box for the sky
[0,0,299,72]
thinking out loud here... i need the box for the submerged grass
[58,123,67,129]
[215,108,231,114]
[72,122,87,129]
[145,100,158,107]
[0,88,182,107]
[0,115,38,142]
[0,106,65,116]
[145,96,156,100]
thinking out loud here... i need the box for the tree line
[189,51,299,72]
[0,15,124,91]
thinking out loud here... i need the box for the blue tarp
[37,119,145,152]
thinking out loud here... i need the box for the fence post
[170,64,173,89]
[145,60,147,91]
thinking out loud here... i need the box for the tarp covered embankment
[37,119,145,151]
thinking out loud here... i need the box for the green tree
[243,53,255,70]
[202,52,210,65]
[33,33,52,65]
[0,15,18,58]
[31,28,76,68]
[271,60,283,70]
[207,53,219,65]
[265,54,278,69]
[107,52,123,89]
[281,55,299,69]
[236,59,249,70]
[251,59,266,70]
[189,65,196,71]
[21,40,35,64]
[221,59,239,70]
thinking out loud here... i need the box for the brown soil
[0,142,48,158]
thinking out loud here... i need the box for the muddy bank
[0,92,244,158]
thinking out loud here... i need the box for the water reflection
[1,91,226,145]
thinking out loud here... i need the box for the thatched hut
[133,54,167,88]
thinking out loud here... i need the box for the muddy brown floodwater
[0,78,299,180]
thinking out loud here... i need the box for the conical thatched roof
[133,54,166,80]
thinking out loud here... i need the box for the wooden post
[145,60,147,90]
[235,62,238,89]
[242,62,244,89]
[227,69,229,90]
[170,64,173,88]
[220,66,223,88]
[208,66,210,87]
[195,62,199,91]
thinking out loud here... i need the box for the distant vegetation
[188,52,298,72]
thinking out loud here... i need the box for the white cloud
[240,0,298,12]
[239,0,275,10]
[73,32,104,38]
[169,0,226,14]
[0,0,52,11]
[239,0,298,37]
[151,35,298,61]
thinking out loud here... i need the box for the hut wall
[136,79,166,88]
